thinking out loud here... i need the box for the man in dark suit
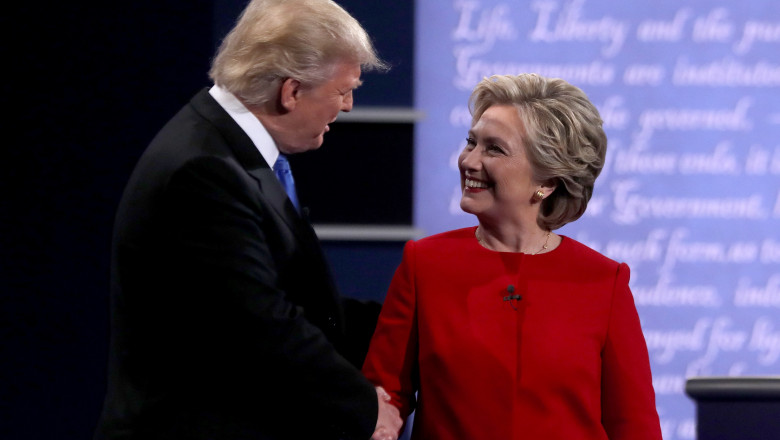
[94,1,402,439]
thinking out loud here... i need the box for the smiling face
[277,61,362,154]
[459,104,543,224]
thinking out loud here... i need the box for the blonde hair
[209,0,386,107]
[469,73,607,230]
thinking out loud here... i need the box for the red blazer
[363,227,662,440]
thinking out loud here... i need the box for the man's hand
[372,386,402,440]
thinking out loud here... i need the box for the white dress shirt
[208,85,280,168]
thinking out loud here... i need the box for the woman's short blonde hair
[209,0,386,107]
[469,73,607,230]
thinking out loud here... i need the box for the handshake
[372,386,404,440]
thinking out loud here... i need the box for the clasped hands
[372,386,403,440]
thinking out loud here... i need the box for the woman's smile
[464,177,490,192]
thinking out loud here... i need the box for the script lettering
[529,0,628,57]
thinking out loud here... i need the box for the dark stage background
[2,1,414,438]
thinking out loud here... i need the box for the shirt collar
[209,84,279,167]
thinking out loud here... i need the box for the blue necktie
[273,154,300,211]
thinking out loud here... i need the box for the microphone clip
[503,285,522,310]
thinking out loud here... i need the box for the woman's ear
[279,78,302,111]
[541,179,557,198]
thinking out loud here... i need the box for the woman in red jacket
[364,74,662,440]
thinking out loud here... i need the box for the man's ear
[279,78,301,111]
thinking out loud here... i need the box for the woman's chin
[460,199,479,216]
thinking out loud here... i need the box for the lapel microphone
[503,285,522,302]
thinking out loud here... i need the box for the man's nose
[341,91,354,112]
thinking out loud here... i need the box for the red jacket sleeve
[362,240,419,421]
[601,263,663,440]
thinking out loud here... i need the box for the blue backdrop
[414,1,780,438]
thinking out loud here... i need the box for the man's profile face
[281,61,362,154]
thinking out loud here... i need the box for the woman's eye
[487,144,504,154]
[465,137,476,146]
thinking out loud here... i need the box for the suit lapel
[246,167,305,232]
[187,88,308,238]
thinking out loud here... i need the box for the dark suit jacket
[95,89,378,440]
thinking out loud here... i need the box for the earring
[533,189,545,202]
